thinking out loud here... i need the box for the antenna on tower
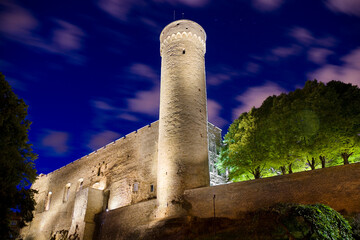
[173,10,176,20]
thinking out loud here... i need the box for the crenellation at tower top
[160,20,206,56]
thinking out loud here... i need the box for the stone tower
[157,20,209,218]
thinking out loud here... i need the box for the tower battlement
[160,20,206,56]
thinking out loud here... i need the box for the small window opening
[45,191,52,211]
[63,183,71,203]
[97,167,101,176]
[133,182,139,192]
[177,23,180,26]
[77,178,84,192]
[150,184,154,192]
[182,49,186,54]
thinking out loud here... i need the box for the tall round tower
[157,20,209,218]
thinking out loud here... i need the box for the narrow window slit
[182,49,186,54]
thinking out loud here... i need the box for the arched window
[45,191,52,211]
[63,183,71,202]
[77,178,84,192]
[133,182,139,192]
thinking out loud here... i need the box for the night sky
[1,0,360,174]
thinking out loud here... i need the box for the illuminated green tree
[219,80,360,181]
[326,81,360,165]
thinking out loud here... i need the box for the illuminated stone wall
[92,163,360,239]
[184,162,360,219]
[21,121,159,239]
[21,121,222,240]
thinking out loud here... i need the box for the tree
[326,81,360,165]
[294,81,339,170]
[219,80,360,182]
[0,73,37,238]
[218,108,275,180]
[263,91,307,174]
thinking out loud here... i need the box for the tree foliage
[270,203,354,240]
[219,80,360,181]
[0,73,37,238]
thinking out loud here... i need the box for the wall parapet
[184,162,360,219]
[41,121,159,177]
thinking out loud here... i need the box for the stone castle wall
[92,162,360,239]
[21,121,223,240]
[22,121,159,239]
[184,162,360,219]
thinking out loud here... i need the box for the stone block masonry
[20,120,223,240]
[184,162,360,219]
[93,162,360,239]
[157,19,209,218]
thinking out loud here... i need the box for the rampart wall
[185,162,360,219]
[21,121,223,239]
[93,162,360,239]
[22,121,159,239]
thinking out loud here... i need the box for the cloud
[97,0,209,20]
[207,99,227,128]
[271,44,302,58]
[307,48,334,65]
[289,27,314,45]
[0,1,38,42]
[158,0,210,7]
[127,87,160,116]
[252,0,284,12]
[207,73,232,86]
[289,27,337,48]
[325,0,360,17]
[308,47,360,86]
[52,20,85,52]
[0,1,85,63]
[245,62,261,74]
[125,63,160,116]
[88,130,121,150]
[90,64,161,121]
[97,0,141,21]
[207,65,243,86]
[316,36,337,48]
[232,82,286,119]
[41,130,69,155]
[92,100,116,111]
[129,63,159,82]
[117,113,139,122]
[254,44,302,63]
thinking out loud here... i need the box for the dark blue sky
[1,0,360,174]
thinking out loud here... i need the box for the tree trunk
[319,156,326,168]
[288,163,293,174]
[250,166,261,179]
[307,158,316,170]
[253,166,261,179]
[280,166,286,175]
[341,152,353,165]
